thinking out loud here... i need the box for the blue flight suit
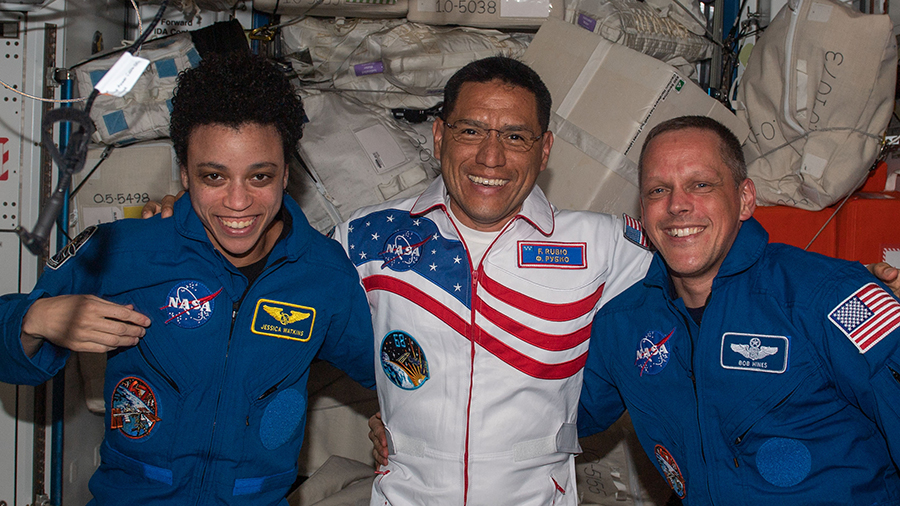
[0,196,375,505]
[579,218,900,505]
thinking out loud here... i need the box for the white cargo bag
[290,91,439,233]
[735,0,896,210]
[569,0,714,63]
[407,0,563,29]
[327,22,527,111]
[74,33,200,145]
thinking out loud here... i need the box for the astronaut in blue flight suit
[0,52,375,505]
[578,115,900,505]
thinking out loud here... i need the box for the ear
[432,118,444,162]
[538,131,554,173]
[738,177,757,221]
[282,164,289,190]
[180,165,189,190]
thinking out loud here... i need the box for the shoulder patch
[47,226,97,270]
[622,214,650,250]
[828,282,900,353]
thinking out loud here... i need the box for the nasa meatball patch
[381,330,430,390]
[160,280,221,328]
[634,329,674,376]
[110,376,160,439]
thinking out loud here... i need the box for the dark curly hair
[442,56,552,133]
[169,52,304,165]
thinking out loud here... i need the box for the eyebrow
[195,161,280,170]
[452,118,536,132]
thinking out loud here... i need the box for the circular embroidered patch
[635,329,674,376]
[379,230,427,271]
[756,437,811,487]
[655,444,686,499]
[381,331,430,390]
[111,377,160,439]
[162,280,218,329]
[259,388,306,450]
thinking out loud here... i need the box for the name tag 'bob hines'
[251,299,316,342]
[518,241,586,269]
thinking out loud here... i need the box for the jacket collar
[644,217,769,298]
[173,193,312,265]
[408,177,556,235]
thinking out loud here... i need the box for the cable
[16,0,169,255]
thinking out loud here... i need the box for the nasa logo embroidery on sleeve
[46,226,97,270]
[380,331,430,390]
[720,333,789,373]
[634,329,673,376]
[110,376,160,439]
[517,241,586,269]
[160,280,221,329]
[654,445,686,499]
[251,299,315,342]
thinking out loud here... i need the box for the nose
[667,187,692,215]
[224,181,252,211]
[475,131,506,168]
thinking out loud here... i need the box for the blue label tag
[518,241,586,269]
[720,333,789,373]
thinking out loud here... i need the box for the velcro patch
[47,226,97,270]
[252,299,315,342]
[518,241,586,269]
[828,282,900,353]
[720,333,789,373]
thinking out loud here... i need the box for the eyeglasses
[443,120,544,152]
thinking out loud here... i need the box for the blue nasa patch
[379,230,430,271]
[380,331,430,390]
[110,376,160,439]
[517,241,586,269]
[635,329,674,376]
[720,333,789,374]
[160,280,221,329]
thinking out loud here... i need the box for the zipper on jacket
[194,302,240,505]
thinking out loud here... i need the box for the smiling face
[433,79,553,232]
[640,128,756,305]
[181,122,288,268]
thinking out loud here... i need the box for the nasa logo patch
[47,226,97,270]
[160,280,221,329]
[110,377,160,439]
[635,329,674,376]
[380,331,430,390]
[251,299,315,342]
[654,444,686,499]
[379,230,429,271]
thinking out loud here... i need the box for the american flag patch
[622,214,650,250]
[828,283,900,353]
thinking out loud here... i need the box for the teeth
[667,227,703,238]
[221,218,254,230]
[469,175,507,187]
